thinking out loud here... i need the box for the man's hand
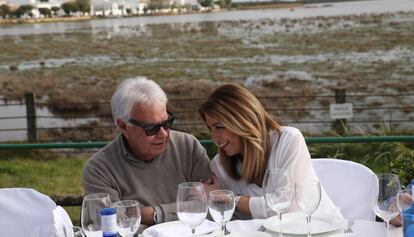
[202,173,222,194]
[140,206,155,226]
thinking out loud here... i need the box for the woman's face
[204,114,242,156]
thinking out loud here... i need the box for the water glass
[208,190,235,236]
[72,226,85,237]
[397,190,414,237]
[177,182,208,236]
[263,168,293,237]
[81,193,112,237]
[371,173,401,230]
[114,200,141,237]
[295,180,322,237]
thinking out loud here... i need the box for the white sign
[330,103,353,119]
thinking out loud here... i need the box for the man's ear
[117,118,128,137]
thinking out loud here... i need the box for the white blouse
[211,126,343,219]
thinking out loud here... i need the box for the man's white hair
[111,77,168,126]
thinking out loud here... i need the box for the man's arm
[82,160,121,202]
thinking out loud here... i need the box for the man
[82,77,212,231]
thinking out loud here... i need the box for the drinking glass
[397,190,414,237]
[177,182,208,236]
[295,181,322,237]
[81,193,112,237]
[72,226,85,237]
[114,200,141,237]
[208,190,235,236]
[371,173,401,230]
[263,168,293,237]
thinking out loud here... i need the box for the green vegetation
[0,149,87,225]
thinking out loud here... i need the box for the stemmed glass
[397,190,414,237]
[177,182,208,236]
[371,173,401,230]
[263,168,293,237]
[295,181,322,237]
[208,190,235,236]
[114,200,141,237]
[81,193,112,237]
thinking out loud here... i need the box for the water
[117,217,141,237]
[209,207,234,224]
[177,212,207,228]
[0,101,99,142]
[0,0,413,37]
[83,230,102,237]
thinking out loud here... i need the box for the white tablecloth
[138,219,403,237]
[264,220,402,237]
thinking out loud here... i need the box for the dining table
[262,219,402,237]
[138,218,403,237]
[138,219,403,237]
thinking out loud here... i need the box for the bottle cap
[410,179,414,184]
[101,207,116,216]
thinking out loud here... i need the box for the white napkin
[226,219,265,233]
[148,220,220,237]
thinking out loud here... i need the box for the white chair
[312,158,376,221]
[0,188,73,237]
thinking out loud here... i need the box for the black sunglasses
[128,111,176,136]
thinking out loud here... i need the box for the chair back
[0,188,73,237]
[312,158,376,220]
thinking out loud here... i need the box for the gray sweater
[82,130,211,224]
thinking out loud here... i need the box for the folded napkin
[226,219,265,233]
[148,220,220,237]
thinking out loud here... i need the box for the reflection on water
[0,101,99,142]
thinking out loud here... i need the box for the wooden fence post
[25,92,37,143]
[333,88,347,135]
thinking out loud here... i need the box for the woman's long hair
[199,83,281,186]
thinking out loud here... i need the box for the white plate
[143,220,220,237]
[263,212,346,235]
[226,231,271,237]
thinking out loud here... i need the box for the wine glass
[81,193,112,237]
[208,190,235,236]
[177,182,208,236]
[114,200,141,237]
[397,190,414,237]
[262,168,293,237]
[371,173,401,230]
[295,180,322,237]
[72,226,86,237]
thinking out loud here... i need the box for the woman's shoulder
[270,126,302,138]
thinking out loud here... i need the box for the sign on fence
[330,103,353,119]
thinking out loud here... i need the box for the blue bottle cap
[411,179,414,184]
[101,207,116,216]
[103,233,118,237]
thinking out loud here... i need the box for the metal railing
[1,135,414,150]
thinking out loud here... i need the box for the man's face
[119,103,170,161]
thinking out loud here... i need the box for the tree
[198,0,213,7]
[0,4,11,18]
[38,7,51,17]
[76,0,90,14]
[51,6,60,16]
[15,4,34,18]
[61,1,79,15]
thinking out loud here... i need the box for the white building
[90,0,147,15]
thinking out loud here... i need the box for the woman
[199,83,342,219]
